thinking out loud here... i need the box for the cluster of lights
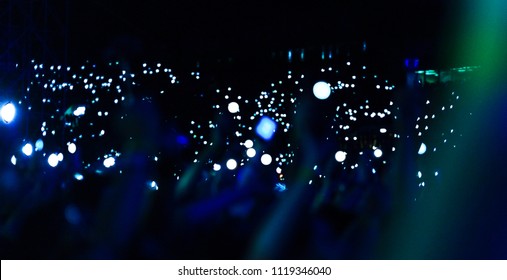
[1,55,469,199]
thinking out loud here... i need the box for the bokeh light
[48,153,59,167]
[228,102,240,113]
[335,151,347,162]
[313,81,331,100]
[1,102,16,124]
[261,154,272,165]
[68,143,77,154]
[256,116,277,141]
[22,143,33,156]
[226,159,237,170]
[103,157,116,168]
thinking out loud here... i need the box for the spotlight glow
[313,81,331,100]
[226,159,237,170]
[22,143,33,156]
[260,154,272,165]
[335,151,347,162]
[1,102,16,124]
[48,153,59,167]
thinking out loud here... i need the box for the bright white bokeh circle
[228,102,240,113]
[213,163,221,171]
[335,151,347,162]
[22,143,33,156]
[244,139,254,149]
[226,159,237,170]
[246,148,257,158]
[260,154,272,165]
[68,143,77,154]
[313,81,331,100]
[1,103,16,124]
[48,153,59,167]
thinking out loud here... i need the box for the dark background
[66,0,448,65]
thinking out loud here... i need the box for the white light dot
[261,154,272,165]
[73,106,86,117]
[11,155,17,166]
[380,128,387,133]
[213,163,221,171]
[68,143,77,154]
[74,173,84,181]
[48,153,59,167]
[226,159,237,170]
[246,148,257,158]
[244,139,254,148]
[57,153,64,162]
[313,81,331,100]
[1,103,16,124]
[418,171,422,178]
[22,143,33,156]
[374,148,383,158]
[149,181,159,190]
[103,157,116,168]
[228,102,240,113]
[418,143,427,155]
[335,151,347,162]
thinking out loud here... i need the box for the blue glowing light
[256,116,277,141]
[335,151,347,162]
[35,139,44,151]
[275,183,287,192]
[64,205,81,225]
[177,135,189,145]
[68,143,77,154]
[313,81,331,100]
[74,173,84,181]
[1,102,16,124]
[148,180,159,190]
